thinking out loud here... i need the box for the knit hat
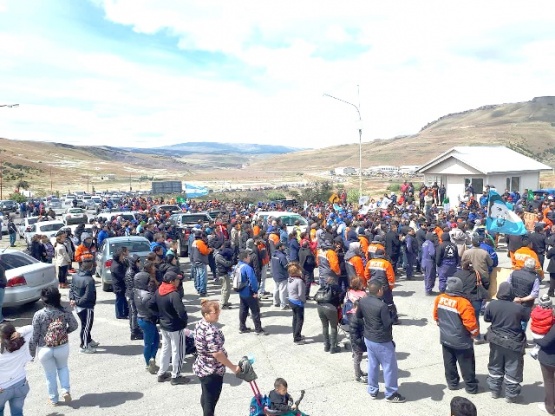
[539,294,553,309]
[446,276,463,294]
[162,271,182,283]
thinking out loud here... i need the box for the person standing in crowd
[0,264,5,324]
[54,231,72,289]
[287,262,306,345]
[30,287,78,406]
[531,225,548,269]
[404,227,418,280]
[110,246,130,320]
[546,242,555,297]
[385,222,401,274]
[462,238,493,285]
[536,311,555,414]
[512,237,544,278]
[433,276,479,394]
[7,217,17,247]
[364,248,399,324]
[191,231,213,297]
[316,276,344,354]
[69,256,98,354]
[134,261,160,374]
[148,271,190,385]
[298,240,316,300]
[483,282,527,402]
[125,254,143,341]
[449,222,469,259]
[215,242,234,309]
[0,322,33,415]
[507,257,541,327]
[345,277,368,383]
[422,232,438,295]
[236,250,267,336]
[193,299,240,416]
[317,239,340,286]
[271,242,289,310]
[352,281,405,403]
[436,232,459,293]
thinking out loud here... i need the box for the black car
[0,200,18,213]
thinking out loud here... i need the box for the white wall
[486,171,540,193]
[446,175,465,208]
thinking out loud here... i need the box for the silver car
[96,236,151,292]
[1,249,58,307]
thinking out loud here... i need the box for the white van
[254,211,308,235]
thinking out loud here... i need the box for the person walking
[483,282,527,402]
[193,299,241,416]
[190,231,212,297]
[30,287,78,406]
[287,262,306,345]
[236,250,267,336]
[148,271,189,385]
[110,246,129,319]
[352,281,406,403]
[271,242,289,310]
[69,256,98,354]
[134,261,160,374]
[433,276,479,394]
[0,322,33,415]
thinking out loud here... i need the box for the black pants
[199,373,224,416]
[127,297,141,336]
[487,343,523,398]
[58,265,68,285]
[442,344,478,393]
[549,273,555,296]
[290,302,304,342]
[541,363,555,414]
[239,295,262,332]
[77,308,94,348]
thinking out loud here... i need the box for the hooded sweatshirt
[149,282,188,332]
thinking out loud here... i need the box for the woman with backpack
[344,277,368,383]
[315,276,344,354]
[0,322,33,415]
[30,287,78,406]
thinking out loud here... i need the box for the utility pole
[50,167,53,195]
[0,159,3,200]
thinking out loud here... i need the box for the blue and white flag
[486,190,527,235]
[184,183,209,198]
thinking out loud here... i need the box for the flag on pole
[485,190,527,235]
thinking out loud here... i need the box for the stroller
[236,357,309,416]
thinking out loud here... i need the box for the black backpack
[314,285,333,304]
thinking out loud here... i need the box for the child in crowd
[269,378,296,412]
[530,294,555,359]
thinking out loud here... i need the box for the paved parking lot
[0,232,548,415]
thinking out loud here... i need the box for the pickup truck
[169,212,212,257]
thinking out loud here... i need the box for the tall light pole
[323,90,363,200]
[0,103,19,199]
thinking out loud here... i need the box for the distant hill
[126,142,303,155]
[248,96,555,172]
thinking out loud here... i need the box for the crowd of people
[3,184,555,415]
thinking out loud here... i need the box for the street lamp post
[0,103,19,199]
[323,92,363,200]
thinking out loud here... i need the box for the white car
[63,208,88,225]
[1,249,58,307]
[24,220,65,245]
[18,216,40,238]
[253,211,309,234]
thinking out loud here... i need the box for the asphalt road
[1,245,549,416]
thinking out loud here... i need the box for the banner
[329,193,340,203]
[184,183,209,198]
[358,196,369,205]
[380,197,392,209]
[485,190,527,235]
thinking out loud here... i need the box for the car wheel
[102,282,112,292]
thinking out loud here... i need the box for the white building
[334,167,357,176]
[416,146,552,206]
[367,165,399,174]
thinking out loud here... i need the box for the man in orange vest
[512,236,544,279]
[367,236,386,261]
[345,242,366,287]
[364,249,398,324]
[317,239,340,286]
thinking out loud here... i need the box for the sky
[1,1,555,149]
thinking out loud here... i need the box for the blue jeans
[0,378,29,416]
[193,264,207,294]
[365,339,399,398]
[115,292,129,319]
[9,233,16,247]
[37,344,70,403]
[138,318,160,366]
[0,288,5,323]
[471,300,483,332]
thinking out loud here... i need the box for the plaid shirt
[193,318,226,378]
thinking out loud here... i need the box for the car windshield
[28,218,39,225]
[108,241,150,254]
[51,198,60,203]
[69,209,84,213]
[39,223,65,232]
[0,253,36,270]
[280,216,308,226]
[177,214,210,223]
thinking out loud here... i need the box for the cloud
[0,0,555,150]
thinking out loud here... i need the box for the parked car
[47,198,63,209]
[152,204,181,214]
[169,212,212,257]
[24,220,65,245]
[62,208,88,225]
[18,216,40,238]
[96,236,151,291]
[96,211,136,223]
[0,200,18,214]
[0,212,7,235]
[1,249,58,307]
[254,211,308,234]
[533,189,555,199]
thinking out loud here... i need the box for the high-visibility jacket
[317,249,340,279]
[512,247,544,278]
[364,257,395,289]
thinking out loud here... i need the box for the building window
[506,177,520,193]
[465,178,484,193]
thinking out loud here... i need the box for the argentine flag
[184,183,209,198]
[485,190,527,235]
